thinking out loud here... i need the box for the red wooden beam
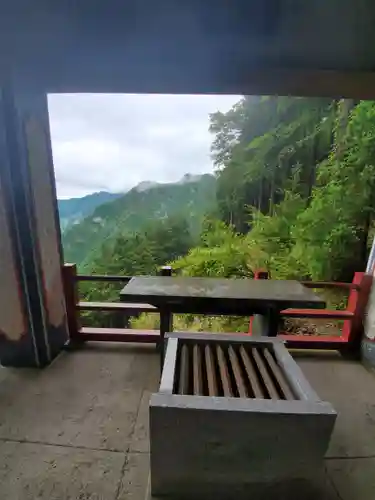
[77,301,157,312]
[281,309,353,319]
[76,274,132,283]
[78,327,159,343]
[301,281,359,290]
[280,334,347,350]
[248,270,372,353]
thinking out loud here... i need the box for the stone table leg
[252,308,280,337]
[159,307,173,371]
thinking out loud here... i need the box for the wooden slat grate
[193,344,204,396]
[174,341,298,400]
[178,344,190,395]
[205,345,218,396]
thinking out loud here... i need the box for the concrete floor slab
[0,384,141,450]
[326,458,375,500]
[0,348,143,451]
[0,440,125,500]
[0,344,374,499]
[118,452,150,500]
[124,348,160,392]
[297,353,375,458]
[130,392,152,454]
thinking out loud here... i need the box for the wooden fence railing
[249,270,373,352]
[62,264,372,353]
[62,263,161,344]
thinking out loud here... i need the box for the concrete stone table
[120,276,325,358]
[150,333,337,499]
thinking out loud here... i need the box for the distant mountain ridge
[133,174,212,192]
[61,173,216,268]
[58,191,123,231]
[134,181,159,192]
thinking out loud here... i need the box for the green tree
[80,215,194,327]
[211,96,333,232]
[291,100,375,280]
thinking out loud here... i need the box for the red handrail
[300,281,359,290]
[76,274,132,283]
[249,270,372,353]
[63,264,372,353]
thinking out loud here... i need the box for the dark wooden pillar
[0,83,69,367]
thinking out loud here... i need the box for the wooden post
[113,311,128,328]
[160,266,172,276]
[0,84,69,366]
[254,269,270,280]
[62,263,80,341]
[159,266,173,365]
[346,272,373,353]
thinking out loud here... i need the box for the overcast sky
[48,94,239,199]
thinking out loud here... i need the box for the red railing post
[62,263,80,341]
[345,272,373,351]
[254,269,270,280]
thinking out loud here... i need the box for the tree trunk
[307,136,317,202]
[335,99,355,159]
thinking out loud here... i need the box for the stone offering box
[150,333,337,498]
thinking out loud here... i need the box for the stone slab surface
[130,392,153,453]
[0,343,155,499]
[0,346,144,451]
[0,440,124,500]
[121,276,324,310]
[0,343,374,499]
[118,452,151,500]
[326,457,375,500]
[297,353,375,457]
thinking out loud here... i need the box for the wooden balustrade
[249,270,373,353]
[62,263,161,344]
[75,274,132,283]
[300,281,360,290]
[62,263,372,353]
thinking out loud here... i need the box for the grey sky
[48,94,239,199]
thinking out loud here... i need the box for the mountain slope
[58,191,122,231]
[62,174,216,267]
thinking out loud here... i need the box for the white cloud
[48,93,239,199]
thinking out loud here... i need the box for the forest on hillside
[62,174,215,267]
[78,96,375,331]
[174,96,375,283]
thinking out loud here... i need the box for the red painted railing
[62,264,372,353]
[248,270,373,352]
[62,263,160,344]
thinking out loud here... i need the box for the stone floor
[0,344,374,499]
